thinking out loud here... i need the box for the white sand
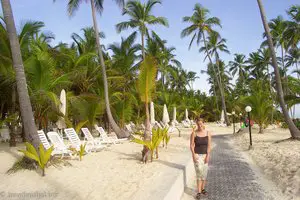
[233,126,300,200]
[0,128,192,200]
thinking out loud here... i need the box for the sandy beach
[233,126,300,200]
[0,128,192,200]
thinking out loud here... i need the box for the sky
[1,0,299,117]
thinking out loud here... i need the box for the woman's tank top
[194,131,208,154]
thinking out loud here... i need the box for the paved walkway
[182,134,279,200]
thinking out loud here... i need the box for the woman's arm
[190,127,197,162]
[205,131,212,163]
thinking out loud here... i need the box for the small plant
[132,128,164,162]
[78,144,86,161]
[18,142,54,176]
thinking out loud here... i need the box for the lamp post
[232,111,236,134]
[245,106,252,149]
[239,113,242,128]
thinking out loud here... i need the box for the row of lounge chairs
[37,125,126,158]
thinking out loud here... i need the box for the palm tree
[138,55,157,162]
[181,3,230,125]
[116,0,169,59]
[229,54,247,79]
[256,0,300,139]
[116,0,168,141]
[285,5,300,48]
[242,81,273,134]
[186,71,199,90]
[1,0,40,147]
[285,48,300,79]
[55,0,129,138]
[247,52,268,80]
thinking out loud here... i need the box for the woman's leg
[197,180,202,193]
[201,180,206,190]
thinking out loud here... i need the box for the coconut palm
[285,48,300,79]
[229,54,247,79]
[181,3,230,126]
[116,0,169,59]
[256,0,300,139]
[285,5,300,48]
[242,82,273,134]
[71,27,105,55]
[1,0,40,147]
[55,0,129,138]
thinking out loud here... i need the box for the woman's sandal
[201,189,208,195]
[196,193,201,199]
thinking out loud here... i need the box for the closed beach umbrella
[185,109,189,121]
[150,102,155,125]
[56,89,66,129]
[220,110,225,123]
[173,107,176,122]
[162,104,170,124]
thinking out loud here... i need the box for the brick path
[182,134,277,200]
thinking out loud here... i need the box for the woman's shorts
[194,154,208,180]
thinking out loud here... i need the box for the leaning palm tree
[55,0,129,138]
[181,3,230,125]
[256,0,300,139]
[1,0,40,147]
[116,0,169,59]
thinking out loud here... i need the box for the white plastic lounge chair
[81,128,105,150]
[45,131,74,158]
[64,128,94,153]
[181,121,190,128]
[94,125,127,144]
[155,121,163,129]
[125,124,133,133]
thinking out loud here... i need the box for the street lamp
[232,111,236,134]
[239,113,242,128]
[245,106,252,149]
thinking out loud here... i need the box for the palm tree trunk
[9,84,16,147]
[267,66,274,124]
[141,32,145,59]
[1,0,40,148]
[257,0,300,139]
[202,32,230,126]
[140,31,151,162]
[296,62,299,80]
[90,0,128,138]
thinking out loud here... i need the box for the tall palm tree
[116,0,168,141]
[256,0,300,139]
[116,0,169,59]
[181,3,230,125]
[55,0,129,138]
[1,0,40,147]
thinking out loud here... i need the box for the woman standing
[190,117,212,199]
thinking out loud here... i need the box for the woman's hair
[195,117,204,123]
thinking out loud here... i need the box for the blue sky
[1,0,299,116]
